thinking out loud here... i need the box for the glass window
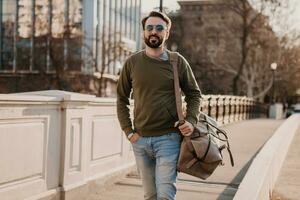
[126,0,131,39]
[135,0,141,48]
[17,0,33,71]
[132,0,137,40]
[124,0,128,37]
[108,0,115,74]
[33,0,50,71]
[1,0,16,70]
[114,0,122,74]
[0,0,141,74]
[50,0,65,71]
[120,0,126,61]
[130,0,134,39]
[51,0,65,38]
[103,0,110,73]
[135,0,139,40]
[96,0,103,72]
[67,0,82,71]
[51,0,83,72]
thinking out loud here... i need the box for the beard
[144,34,163,48]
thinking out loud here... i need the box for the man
[117,11,201,200]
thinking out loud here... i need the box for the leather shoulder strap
[169,52,185,123]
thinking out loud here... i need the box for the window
[0,0,141,74]
[33,0,50,71]
[0,0,83,73]
[17,0,33,71]
[67,0,83,71]
[1,0,16,71]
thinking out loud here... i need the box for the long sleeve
[116,60,134,136]
[180,57,202,126]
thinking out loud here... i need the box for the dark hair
[141,11,171,30]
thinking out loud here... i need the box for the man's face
[143,17,169,49]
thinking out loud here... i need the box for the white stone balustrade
[0,91,264,200]
[0,90,135,200]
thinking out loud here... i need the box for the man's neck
[145,46,165,58]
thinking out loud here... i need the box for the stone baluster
[209,95,217,119]
[223,96,230,124]
[201,95,209,116]
[236,97,242,121]
[217,95,224,125]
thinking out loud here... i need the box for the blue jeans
[131,132,181,200]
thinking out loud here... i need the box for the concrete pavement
[89,119,283,200]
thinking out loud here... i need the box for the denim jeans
[131,132,181,200]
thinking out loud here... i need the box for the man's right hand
[129,133,140,143]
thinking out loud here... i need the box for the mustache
[149,34,159,39]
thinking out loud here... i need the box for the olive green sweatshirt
[117,50,201,137]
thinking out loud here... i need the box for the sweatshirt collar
[144,50,169,61]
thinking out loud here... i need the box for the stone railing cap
[0,93,59,101]
[15,90,96,101]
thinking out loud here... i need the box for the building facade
[0,0,141,96]
[168,0,242,95]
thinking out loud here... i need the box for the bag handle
[199,117,234,166]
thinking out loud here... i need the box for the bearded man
[117,11,201,200]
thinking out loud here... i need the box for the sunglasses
[145,24,166,32]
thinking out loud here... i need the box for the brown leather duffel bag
[177,113,234,179]
[170,52,234,179]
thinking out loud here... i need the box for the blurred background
[0,0,299,107]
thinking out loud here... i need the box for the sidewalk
[90,119,283,200]
[271,124,300,200]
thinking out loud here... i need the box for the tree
[208,11,281,99]
[95,31,125,97]
[171,0,294,98]
[275,41,300,104]
[212,0,284,97]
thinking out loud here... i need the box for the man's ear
[165,29,170,40]
[141,31,145,40]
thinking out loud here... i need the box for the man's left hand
[178,121,194,136]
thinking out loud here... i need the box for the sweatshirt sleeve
[116,59,134,136]
[179,56,202,126]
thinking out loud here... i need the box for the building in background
[168,0,281,102]
[0,0,141,97]
[168,0,243,95]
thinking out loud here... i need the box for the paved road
[91,119,283,200]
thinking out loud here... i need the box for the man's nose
[150,28,158,34]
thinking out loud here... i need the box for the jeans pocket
[131,136,142,144]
